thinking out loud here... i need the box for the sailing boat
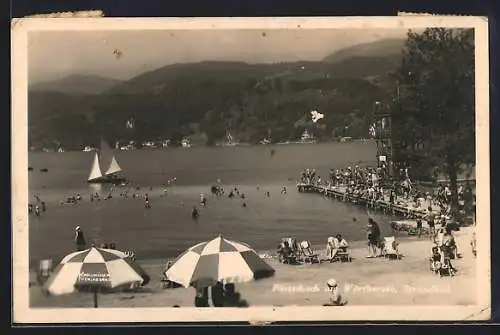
[88,139,126,184]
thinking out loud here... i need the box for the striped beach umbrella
[43,247,148,307]
[165,236,275,288]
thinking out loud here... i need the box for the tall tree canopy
[391,28,475,214]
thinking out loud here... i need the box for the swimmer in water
[192,206,199,220]
[200,194,207,206]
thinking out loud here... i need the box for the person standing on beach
[367,218,381,258]
[326,237,335,260]
[416,218,423,238]
[426,207,436,238]
[74,226,86,251]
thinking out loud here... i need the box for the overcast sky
[28,29,411,84]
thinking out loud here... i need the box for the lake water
[28,141,399,266]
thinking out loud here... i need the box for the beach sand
[29,226,476,308]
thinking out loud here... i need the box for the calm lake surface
[28,141,400,266]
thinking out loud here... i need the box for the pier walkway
[296,183,436,221]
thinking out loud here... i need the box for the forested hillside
[28,39,404,150]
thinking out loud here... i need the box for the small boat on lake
[298,129,316,144]
[88,138,127,185]
[181,138,192,148]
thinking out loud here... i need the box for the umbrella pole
[93,290,98,308]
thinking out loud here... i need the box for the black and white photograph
[11,17,490,322]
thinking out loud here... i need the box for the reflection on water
[88,183,102,195]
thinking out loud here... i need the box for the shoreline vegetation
[28,137,374,152]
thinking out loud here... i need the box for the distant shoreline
[28,139,375,153]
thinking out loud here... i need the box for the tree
[391,28,475,215]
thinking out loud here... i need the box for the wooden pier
[296,183,430,220]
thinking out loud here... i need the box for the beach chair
[161,262,181,289]
[381,237,401,260]
[429,247,442,274]
[327,237,352,263]
[298,240,320,264]
[36,259,53,285]
[124,250,136,262]
[281,237,300,255]
[437,247,456,277]
[434,231,458,259]
[277,242,298,264]
[331,246,352,263]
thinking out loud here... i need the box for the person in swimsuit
[74,226,86,251]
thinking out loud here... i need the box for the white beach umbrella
[165,235,275,288]
[43,247,148,307]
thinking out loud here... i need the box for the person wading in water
[74,226,87,251]
[192,206,199,220]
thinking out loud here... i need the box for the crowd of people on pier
[299,165,475,220]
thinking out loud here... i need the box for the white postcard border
[11,16,490,323]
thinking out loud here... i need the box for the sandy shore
[29,227,476,308]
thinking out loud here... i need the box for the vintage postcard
[11,16,490,323]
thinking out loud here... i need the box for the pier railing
[296,183,429,219]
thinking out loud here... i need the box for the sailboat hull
[87,175,127,185]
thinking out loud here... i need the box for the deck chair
[281,238,300,256]
[429,247,442,274]
[331,246,352,263]
[382,236,401,260]
[36,259,53,285]
[161,262,182,289]
[437,248,456,277]
[277,242,298,264]
[327,237,352,263]
[124,250,136,262]
[299,240,320,264]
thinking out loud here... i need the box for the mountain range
[28,38,406,150]
[30,74,122,95]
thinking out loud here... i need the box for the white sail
[105,156,122,175]
[88,152,103,181]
